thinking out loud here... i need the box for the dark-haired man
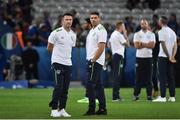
[84,12,107,115]
[153,16,177,102]
[47,13,76,117]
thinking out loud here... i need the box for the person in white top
[153,16,177,102]
[133,19,156,101]
[76,18,100,104]
[108,21,129,101]
[47,13,76,117]
[84,12,107,115]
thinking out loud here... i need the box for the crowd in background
[0,0,180,87]
[126,0,160,10]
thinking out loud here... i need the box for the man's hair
[140,18,149,26]
[90,11,100,16]
[116,21,123,28]
[153,14,159,19]
[160,16,168,25]
[62,12,73,17]
[85,18,91,24]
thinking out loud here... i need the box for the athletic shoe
[112,98,124,102]
[147,96,153,101]
[83,109,95,116]
[152,96,166,102]
[168,97,175,102]
[77,97,89,103]
[59,109,71,117]
[112,99,120,102]
[95,99,99,103]
[95,109,107,115]
[50,110,61,117]
[77,97,99,104]
[152,91,159,98]
[132,96,139,101]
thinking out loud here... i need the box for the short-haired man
[109,21,129,101]
[153,16,177,102]
[47,13,76,117]
[133,19,155,101]
[84,12,107,115]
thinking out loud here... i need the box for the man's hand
[134,41,143,49]
[169,57,176,63]
[29,64,33,68]
[88,60,95,70]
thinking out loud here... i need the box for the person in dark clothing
[147,0,160,10]
[167,13,179,34]
[126,0,140,10]
[22,40,39,88]
[18,0,33,24]
[150,14,161,98]
[175,38,180,87]
[77,18,96,104]
[70,9,80,31]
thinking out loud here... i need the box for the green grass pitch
[0,88,180,119]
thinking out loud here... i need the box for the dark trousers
[25,64,39,79]
[134,58,153,98]
[25,65,39,88]
[49,63,72,110]
[112,54,124,99]
[152,58,159,91]
[158,57,175,97]
[87,61,106,110]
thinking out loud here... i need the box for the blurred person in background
[175,38,180,87]
[167,13,179,34]
[26,18,42,46]
[77,17,95,103]
[150,14,161,98]
[43,11,52,31]
[2,60,10,81]
[38,23,51,46]
[70,9,80,32]
[147,0,160,10]
[53,14,63,30]
[17,0,33,24]
[78,18,92,48]
[22,40,39,88]
[126,0,140,10]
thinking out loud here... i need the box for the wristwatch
[90,59,95,63]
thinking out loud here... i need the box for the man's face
[82,22,91,30]
[140,20,148,30]
[158,18,163,28]
[90,14,100,27]
[62,15,73,28]
[27,41,32,48]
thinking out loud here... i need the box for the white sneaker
[59,109,71,117]
[77,97,89,103]
[50,110,61,117]
[168,97,175,102]
[77,97,99,104]
[152,96,167,102]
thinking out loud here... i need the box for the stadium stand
[32,0,180,24]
